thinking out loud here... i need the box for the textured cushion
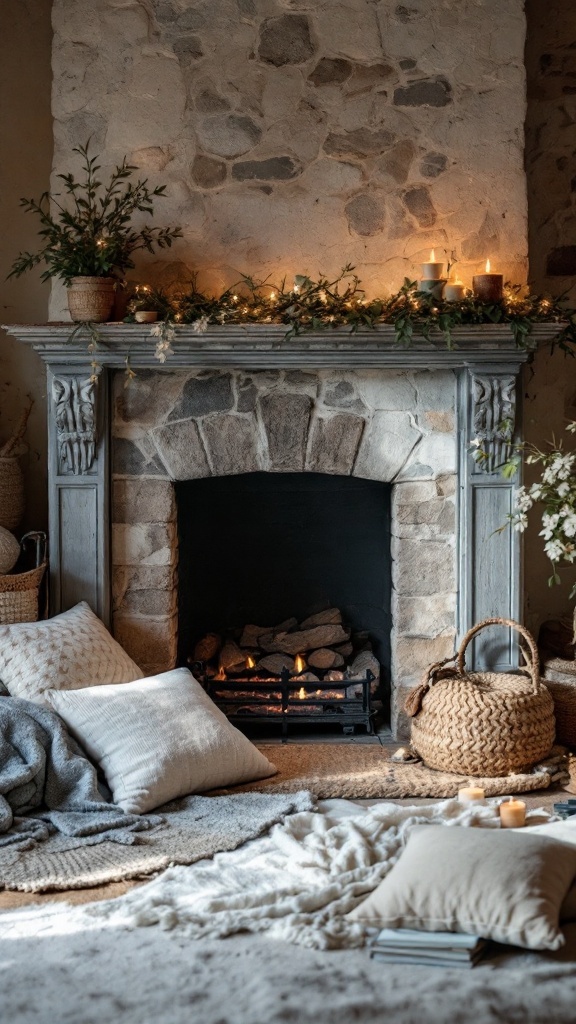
[0,601,143,704]
[348,825,576,950]
[45,668,277,813]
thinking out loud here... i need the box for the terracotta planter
[134,310,159,323]
[67,276,116,323]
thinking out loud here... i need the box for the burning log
[300,608,342,628]
[257,653,295,675]
[308,647,344,670]
[259,623,350,655]
[219,641,246,673]
[194,633,222,662]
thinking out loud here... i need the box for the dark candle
[472,260,503,302]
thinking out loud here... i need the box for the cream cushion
[348,825,576,950]
[0,601,143,703]
[46,668,277,814]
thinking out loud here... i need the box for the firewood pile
[191,607,380,695]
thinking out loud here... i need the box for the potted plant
[8,141,182,323]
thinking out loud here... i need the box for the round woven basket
[67,276,115,323]
[0,561,46,624]
[0,456,25,531]
[406,618,556,777]
[543,677,576,748]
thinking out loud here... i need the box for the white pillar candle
[421,249,445,280]
[499,798,526,828]
[458,786,485,805]
[444,281,466,302]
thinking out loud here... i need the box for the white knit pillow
[0,601,143,704]
[45,668,277,813]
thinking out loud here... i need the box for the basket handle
[456,617,541,693]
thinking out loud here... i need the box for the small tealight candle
[472,259,504,302]
[499,797,526,828]
[421,249,445,281]
[444,280,466,302]
[458,786,485,805]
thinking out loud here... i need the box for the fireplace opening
[176,472,391,735]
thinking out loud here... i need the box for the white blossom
[557,481,571,498]
[192,316,209,334]
[513,513,528,533]
[514,487,533,513]
[544,538,566,562]
[540,512,561,540]
[469,437,483,448]
[561,511,576,538]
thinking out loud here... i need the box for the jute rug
[214,743,571,800]
[0,790,313,893]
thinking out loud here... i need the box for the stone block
[112,437,166,477]
[112,564,176,603]
[232,157,301,181]
[192,155,227,188]
[196,114,262,158]
[394,634,457,681]
[259,393,312,471]
[390,685,414,741]
[354,372,417,412]
[396,496,454,529]
[394,593,457,637]
[152,420,211,480]
[308,58,352,87]
[202,414,261,476]
[376,140,416,184]
[112,523,176,567]
[345,193,386,236]
[323,127,396,158]
[403,186,436,228]
[323,379,366,413]
[112,478,175,525]
[113,613,178,674]
[355,411,421,481]
[258,15,315,67]
[424,410,454,433]
[113,587,177,617]
[398,432,457,480]
[420,152,447,178]
[392,539,455,595]
[394,78,451,107]
[169,373,234,420]
[114,370,189,427]
[307,414,365,475]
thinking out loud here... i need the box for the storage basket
[541,662,576,748]
[406,618,556,777]
[0,561,47,624]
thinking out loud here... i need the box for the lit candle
[421,249,445,281]
[444,280,466,302]
[499,797,526,828]
[472,259,504,302]
[458,786,486,805]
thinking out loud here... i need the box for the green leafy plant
[8,141,182,285]
[125,284,173,319]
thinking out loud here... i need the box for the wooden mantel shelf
[2,322,558,370]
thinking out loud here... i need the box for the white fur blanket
[74,796,557,949]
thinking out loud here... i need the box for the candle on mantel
[458,786,486,805]
[444,279,466,302]
[472,259,504,302]
[499,797,526,828]
[421,249,445,280]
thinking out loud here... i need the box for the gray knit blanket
[0,697,160,850]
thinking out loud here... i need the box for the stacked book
[369,928,487,968]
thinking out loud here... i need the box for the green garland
[123,266,576,354]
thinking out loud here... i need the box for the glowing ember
[294,654,305,674]
[215,667,226,681]
[246,655,255,669]
[297,687,307,700]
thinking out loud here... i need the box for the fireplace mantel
[3,322,549,370]
[5,322,556,734]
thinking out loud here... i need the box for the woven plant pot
[0,456,25,531]
[67,276,115,323]
[406,618,555,777]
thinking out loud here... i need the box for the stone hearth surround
[4,324,542,738]
[112,366,457,736]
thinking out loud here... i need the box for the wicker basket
[0,561,47,624]
[67,276,115,323]
[406,618,556,777]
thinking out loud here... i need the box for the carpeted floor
[212,742,571,799]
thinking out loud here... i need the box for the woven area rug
[213,743,570,800]
[0,791,313,893]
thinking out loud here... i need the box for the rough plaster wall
[49,0,528,320]
[524,0,576,630]
[0,0,52,533]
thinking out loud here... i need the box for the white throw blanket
[70,796,557,950]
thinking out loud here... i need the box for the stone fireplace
[5,322,547,737]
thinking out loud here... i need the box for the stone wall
[522,1,576,628]
[111,367,458,736]
[50,0,528,319]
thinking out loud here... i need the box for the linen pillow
[348,825,576,950]
[0,601,143,704]
[46,667,277,813]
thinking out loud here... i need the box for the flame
[486,258,491,273]
[215,667,226,681]
[430,249,435,262]
[246,655,255,670]
[298,687,306,700]
[294,654,305,674]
